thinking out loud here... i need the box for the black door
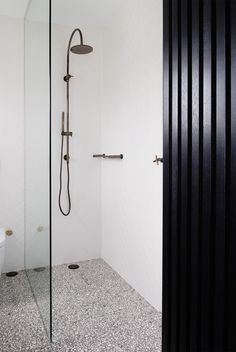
[163,0,236,351]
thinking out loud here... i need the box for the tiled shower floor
[0,259,162,352]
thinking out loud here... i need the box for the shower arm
[65,28,84,79]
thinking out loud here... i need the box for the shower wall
[0,0,162,318]
[101,0,163,311]
[0,15,25,273]
[24,16,50,270]
[51,0,163,311]
[52,24,102,265]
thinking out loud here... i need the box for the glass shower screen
[24,0,52,339]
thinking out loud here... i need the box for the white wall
[0,16,24,272]
[101,0,163,311]
[52,24,102,265]
[24,16,50,270]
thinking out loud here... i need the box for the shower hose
[58,134,71,216]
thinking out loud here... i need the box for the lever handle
[93,154,106,158]
[107,154,123,159]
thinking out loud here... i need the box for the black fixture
[68,264,79,270]
[93,154,124,159]
[6,271,18,277]
[58,29,93,216]
[34,267,46,272]
[163,0,236,351]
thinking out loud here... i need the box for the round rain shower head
[71,44,93,55]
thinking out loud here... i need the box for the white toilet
[0,229,6,276]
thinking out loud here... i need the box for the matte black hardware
[68,264,79,270]
[93,154,123,159]
[34,267,46,272]
[6,272,18,277]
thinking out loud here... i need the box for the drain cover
[6,271,18,277]
[34,267,46,272]
[68,264,79,270]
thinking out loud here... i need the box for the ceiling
[0,0,121,27]
[52,0,121,27]
[0,0,29,18]
[37,0,121,27]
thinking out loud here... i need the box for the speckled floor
[0,259,162,352]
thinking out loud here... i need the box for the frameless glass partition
[24,0,52,338]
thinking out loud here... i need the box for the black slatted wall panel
[163,0,236,351]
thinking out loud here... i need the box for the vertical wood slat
[170,0,180,349]
[201,0,212,349]
[224,0,231,348]
[213,0,226,350]
[189,0,200,349]
[162,0,170,349]
[227,0,236,350]
[179,0,189,350]
[163,0,235,351]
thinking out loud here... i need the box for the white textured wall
[51,24,102,265]
[0,16,24,272]
[101,0,163,311]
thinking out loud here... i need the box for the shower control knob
[153,155,163,165]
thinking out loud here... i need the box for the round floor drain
[34,267,46,272]
[6,271,18,277]
[68,264,79,270]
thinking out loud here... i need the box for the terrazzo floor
[0,259,162,352]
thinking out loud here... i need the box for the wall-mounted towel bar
[93,154,123,159]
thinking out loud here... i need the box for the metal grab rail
[93,154,123,159]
